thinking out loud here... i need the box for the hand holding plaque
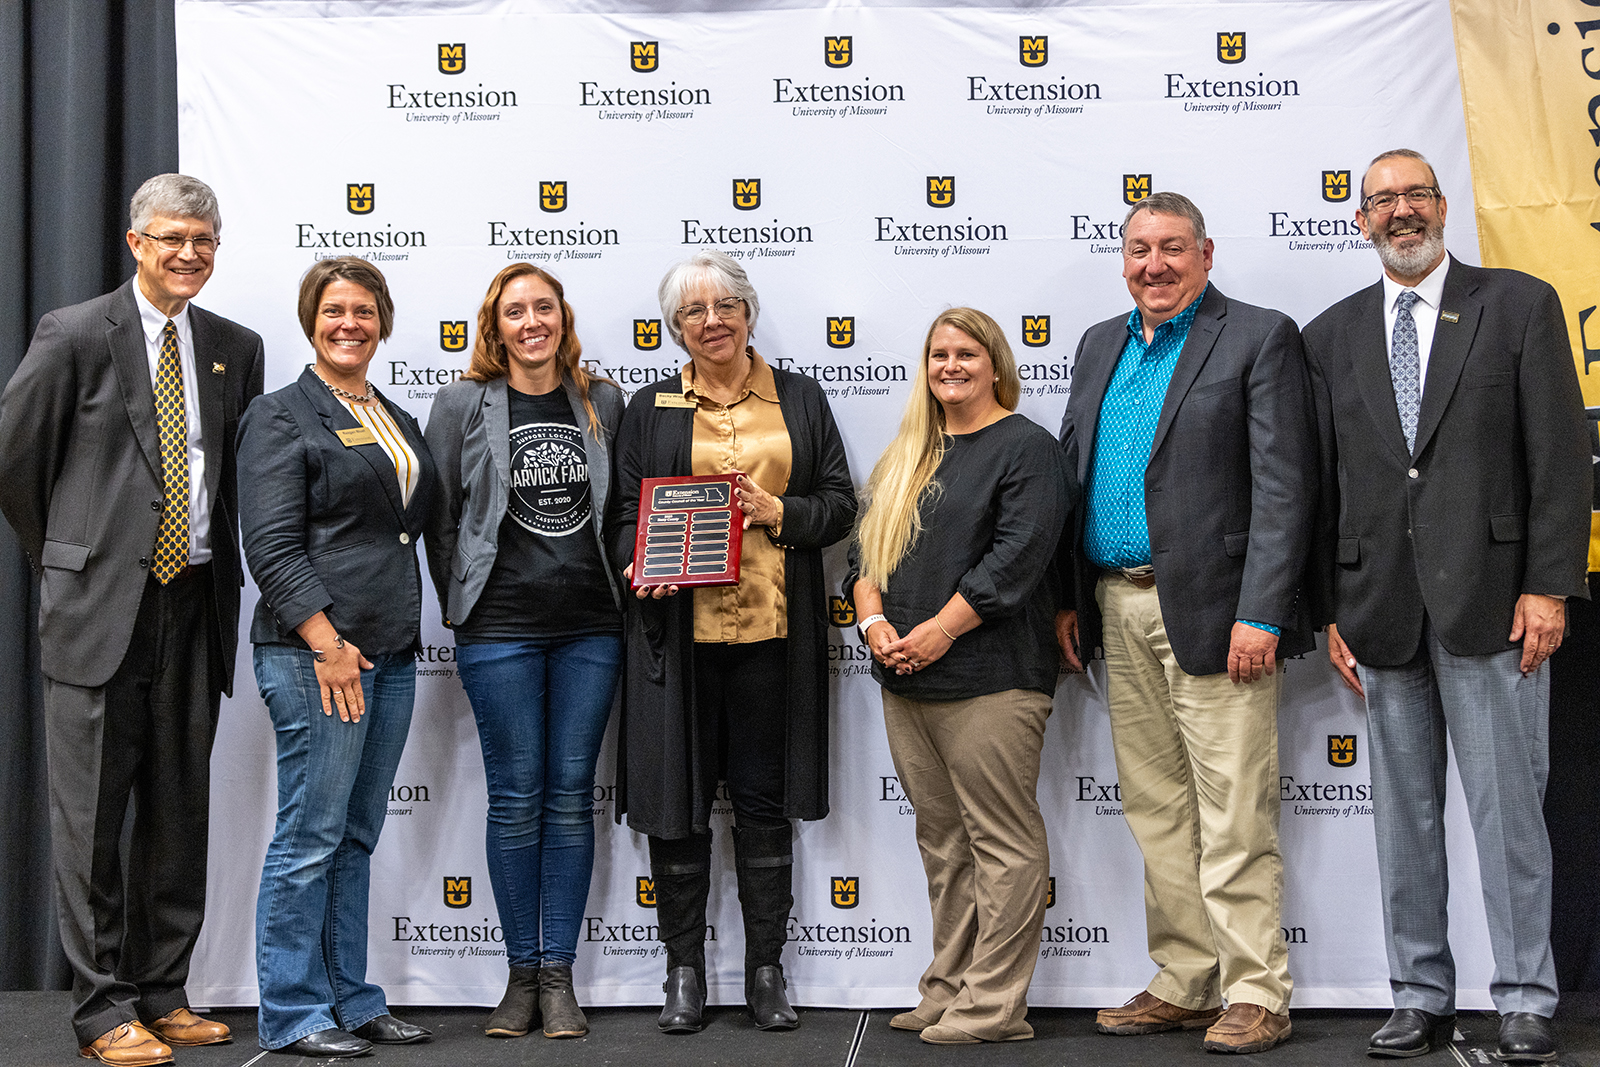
[631,474,744,589]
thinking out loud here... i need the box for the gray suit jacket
[423,374,625,629]
[1058,284,1318,676]
[0,280,264,691]
[1303,257,1591,665]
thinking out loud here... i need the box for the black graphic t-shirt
[455,386,620,642]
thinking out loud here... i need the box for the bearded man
[1303,149,1590,1065]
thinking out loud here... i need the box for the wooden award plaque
[631,474,744,588]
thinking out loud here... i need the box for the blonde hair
[462,264,611,437]
[855,308,1019,588]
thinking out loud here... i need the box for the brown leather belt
[1111,566,1156,589]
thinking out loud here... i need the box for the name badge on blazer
[336,426,379,447]
[1440,311,1460,323]
[655,393,698,409]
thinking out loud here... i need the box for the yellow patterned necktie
[152,319,191,583]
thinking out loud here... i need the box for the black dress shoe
[746,964,799,1031]
[275,1028,372,1058]
[351,1014,432,1044]
[659,966,706,1034]
[1368,1008,1455,1058]
[1496,1013,1556,1063]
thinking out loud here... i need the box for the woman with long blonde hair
[850,307,1068,1046]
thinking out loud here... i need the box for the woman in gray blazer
[424,264,624,1041]
[240,257,436,1058]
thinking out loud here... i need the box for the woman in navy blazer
[239,257,436,1059]
[423,264,624,1040]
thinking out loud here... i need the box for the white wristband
[857,614,888,640]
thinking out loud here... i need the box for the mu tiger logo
[540,181,567,213]
[1123,174,1151,205]
[634,319,662,351]
[637,877,657,908]
[927,176,955,208]
[1020,36,1048,67]
[1217,31,1246,64]
[346,183,374,215]
[825,36,852,68]
[1022,316,1050,347]
[827,316,855,349]
[1322,170,1351,203]
[443,876,471,909]
[438,43,465,75]
[733,179,761,211]
[1328,735,1357,768]
[829,595,856,627]
[631,41,659,72]
[832,876,859,909]
[1046,876,1056,908]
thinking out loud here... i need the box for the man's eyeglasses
[140,232,220,255]
[677,298,744,326]
[1360,188,1441,214]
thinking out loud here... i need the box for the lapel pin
[1439,311,1459,323]
[212,362,226,374]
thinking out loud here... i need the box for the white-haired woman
[849,307,1068,1046]
[608,250,856,1035]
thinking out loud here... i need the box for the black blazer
[1303,257,1591,665]
[239,366,436,656]
[1059,285,1318,676]
[0,280,263,692]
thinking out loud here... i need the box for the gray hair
[129,174,221,235]
[657,249,761,350]
[1362,148,1443,201]
[1123,191,1206,247]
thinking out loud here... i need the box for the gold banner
[1451,1,1600,567]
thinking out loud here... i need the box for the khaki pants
[1096,574,1293,1015]
[882,687,1051,1041]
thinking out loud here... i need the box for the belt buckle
[1119,566,1156,589]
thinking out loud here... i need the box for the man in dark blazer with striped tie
[0,175,263,1066]
[1304,149,1591,1064]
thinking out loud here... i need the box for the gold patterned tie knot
[152,319,190,583]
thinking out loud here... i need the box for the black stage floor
[6,993,1600,1067]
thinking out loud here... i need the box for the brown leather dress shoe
[1203,1003,1292,1054]
[147,1007,232,1046]
[1096,990,1223,1035]
[78,1021,173,1066]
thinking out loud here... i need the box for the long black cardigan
[606,362,857,839]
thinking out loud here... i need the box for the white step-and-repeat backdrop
[176,0,1499,1010]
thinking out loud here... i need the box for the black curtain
[0,0,177,990]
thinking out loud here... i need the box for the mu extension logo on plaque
[1217,31,1246,64]
[733,179,761,211]
[439,321,467,353]
[632,41,658,73]
[828,595,855,627]
[825,36,852,68]
[927,176,955,209]
[827,316,855,349]
[347,183,375,215]
[1328,734,1358,768]
[1323,170,1351,203]
[832,876,860,909]
[541,181,567,213]
[1023,316,1050,347]
[1020,35,1048,67]
[1123,174,1151,205]
[637,877,657,908]
[634,319,661,351]
[444,876,472,909]
[438,43,465,75]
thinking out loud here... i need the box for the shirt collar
[1381,254,1450,315]
[680,348,776,404]
[131,280,192,345]
[1125,282,1207,350]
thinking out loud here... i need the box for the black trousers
[1548,572,1600,989]
[691,638,788,830]
[43,566,220,1045]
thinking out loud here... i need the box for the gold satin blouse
[684,350,792,643]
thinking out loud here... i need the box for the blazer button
[150,500,161,511]
[399,532,411,545]
[139,557,149,568]
[1408,468,1419,479]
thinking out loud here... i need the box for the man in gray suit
[0,175,263,1066]
[1305,149,1590,1064]
[1057,191,1316,1055]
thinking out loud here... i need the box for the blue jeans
[456,634,621,967]
[252,645,416,1049]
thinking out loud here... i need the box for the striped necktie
[151,319,191,583]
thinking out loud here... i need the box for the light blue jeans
[456,634,620,968]
[252,644,415,1049]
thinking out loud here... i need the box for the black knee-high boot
[734,824,799,1030]
[650,833,712,1033]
